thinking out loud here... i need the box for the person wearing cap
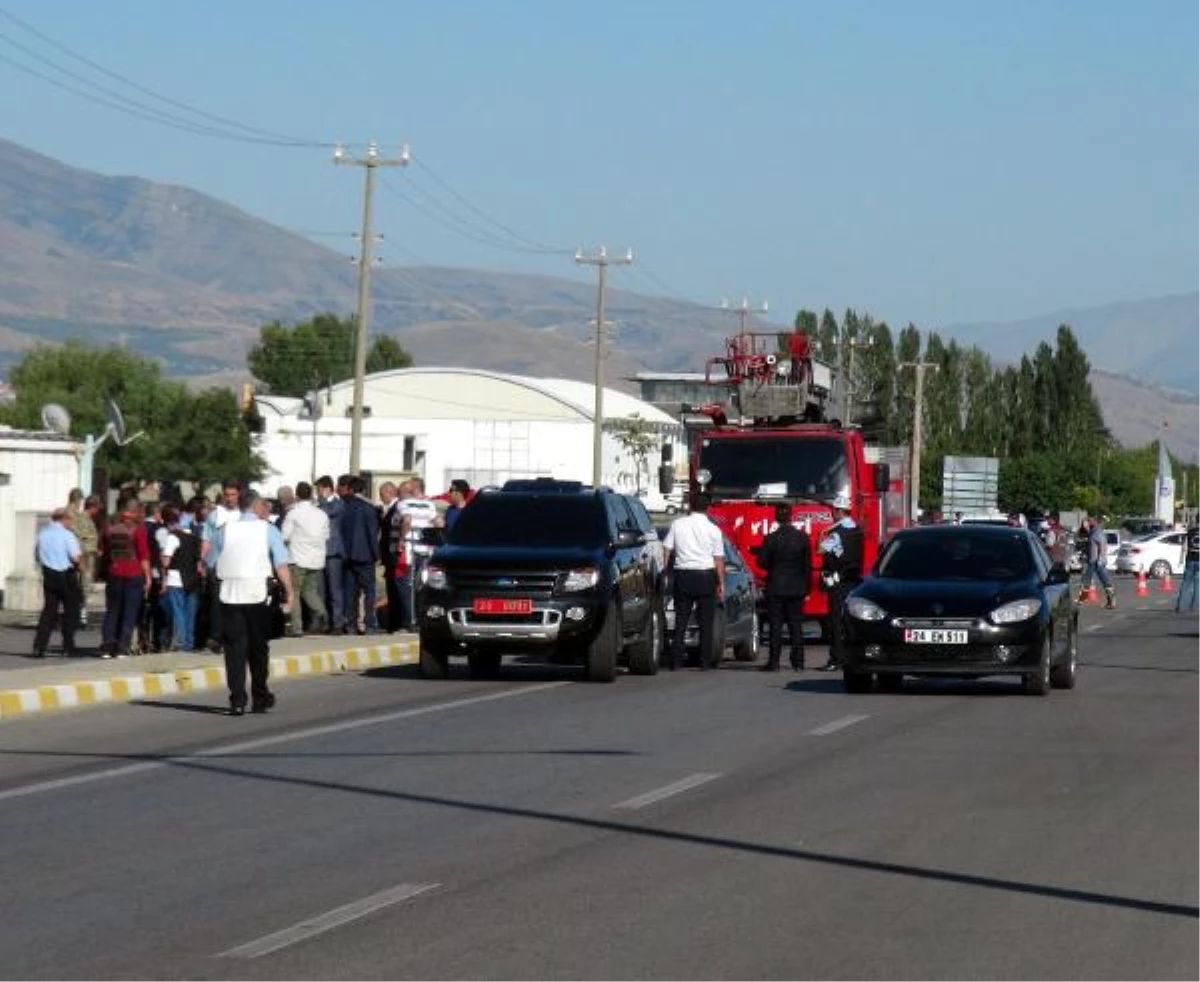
[32,507,84,658]
[816,491,864,672]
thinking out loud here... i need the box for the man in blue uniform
[33,508,84,658]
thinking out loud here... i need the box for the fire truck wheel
[586,602,620,683]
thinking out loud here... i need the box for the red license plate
[472,597,533,615]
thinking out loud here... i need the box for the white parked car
[1115,531,1187,578]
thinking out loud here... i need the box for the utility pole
[899,360,938,523]
[334,140,410,474]
[840,333,875,425]
[717,297,769,339]
[576,246,634,486]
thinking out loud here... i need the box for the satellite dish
[41,403,72,435]
[104,397,144,446]
[105,397,127,443]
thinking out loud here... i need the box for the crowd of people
[32,476,475,705]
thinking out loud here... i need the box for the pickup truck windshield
[448,495,608,547]
[698,436,848,499]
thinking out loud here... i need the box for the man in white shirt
[215,490,294,716]
[662,494,726,672]
[280,481,330,636]
[396,478,439,631]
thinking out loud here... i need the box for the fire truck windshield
[698,436,849,500]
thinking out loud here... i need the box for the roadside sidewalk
[0,632,418,721]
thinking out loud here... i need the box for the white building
[0,426,83,611]
[251,367,685,498]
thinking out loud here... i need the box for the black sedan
[659,528,759,663]
[840,524,1078,695]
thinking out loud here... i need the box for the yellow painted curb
[0,639,420,721]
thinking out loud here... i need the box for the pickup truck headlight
[561,567,600,592]
[990,598,1041,623]
[422,565,447,590]
[846,597,887,621]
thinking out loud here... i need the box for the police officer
[32,508,84,658]
[215,490,293,715]
[755,502,812,671]
[816,491,864,671]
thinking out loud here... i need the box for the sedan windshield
[698,436,848,499]
[877,533,1034,581]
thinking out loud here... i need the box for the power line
[411,157,571,253]
[0,6,331,147]
[378,172,569,255]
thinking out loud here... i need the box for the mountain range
[0,137,1196,461]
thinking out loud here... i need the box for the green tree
[0,342,261,485]
[610,415,659,492]
[816,309,839,364]
[247,312,414,397]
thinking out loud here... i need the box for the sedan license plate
[473,597,533,615]
[904,628,968,645]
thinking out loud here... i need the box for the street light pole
[334,140,410,474]
[576,246,633,486]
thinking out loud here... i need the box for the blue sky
[1,0,1196,329]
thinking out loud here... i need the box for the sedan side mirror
[1045,563,1070,585]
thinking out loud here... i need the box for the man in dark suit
[755,502,812,671]
[338,474,381,634]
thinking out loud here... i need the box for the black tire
[419,635,450,680]
[708,606,728,668]
[626,599,662,676]
[586,603,620,683]
[1022,638,1052,696]
[1149,559,1172,579]
[843,669,873,694]
[1050,619,1078,690]
[732,607,760,662]
[877,673,904,694]
[467,649,502,678]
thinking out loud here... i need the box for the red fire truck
[658,328,910,635]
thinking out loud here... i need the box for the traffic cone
[1135,570,1149,597]
[1160,568,1174,593]
[1084,583,1098,603]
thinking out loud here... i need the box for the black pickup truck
[417,480,666,682]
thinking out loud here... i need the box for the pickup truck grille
[450,571,559,596]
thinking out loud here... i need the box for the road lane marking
[807,714,869,736]
[218,882,440,959]
[613,772,722,810]
[1085,624,1104,632]
[0,682,570,804]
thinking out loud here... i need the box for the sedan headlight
[846,597,888,621]
[990,598,1042,624]
[561,567,600,592]
[422,565,447,590]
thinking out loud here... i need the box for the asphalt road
[0,584,1194,980]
